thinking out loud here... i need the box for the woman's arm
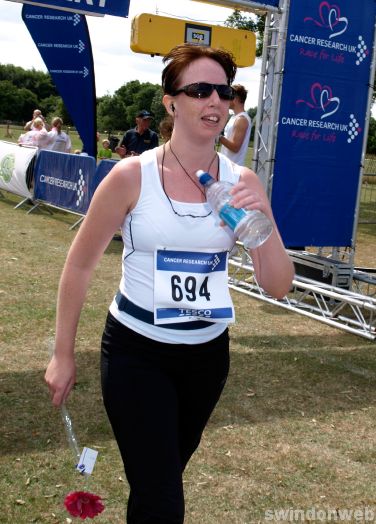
[229,168,295,299]
[45,158,141,407]
[219,115,249,153]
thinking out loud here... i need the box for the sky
[1,0,262,110]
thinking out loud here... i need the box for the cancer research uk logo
[289,1,370,66]
[281,82,362,145]
[76,169,86,207]
[304,2,349,39]
[39,168,87,208]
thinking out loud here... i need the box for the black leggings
[100,312,230,524]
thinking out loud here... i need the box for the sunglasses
[171,82,235,101]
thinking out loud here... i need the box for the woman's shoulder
[96,156,142,212]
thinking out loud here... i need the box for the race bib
[154,247,235,325]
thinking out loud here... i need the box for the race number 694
[171,275,211,302]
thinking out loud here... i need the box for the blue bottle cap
[196,170,213,186]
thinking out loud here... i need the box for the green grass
[0,191,376,523]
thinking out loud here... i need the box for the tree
[366,116,376,155]
[225,9,266,57]
[97,81,164,133]
[0,80,38,122]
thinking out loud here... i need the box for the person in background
[115,110,159,158]
[48,117,72,153]
[98,138,113,160]
[44,43,294,523]
[218,84,252,166]
[159,114,174,142]
[18,117,50,149]
[24,109,50,131]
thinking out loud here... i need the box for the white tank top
[220,111,252,166]
[109,148,241,344]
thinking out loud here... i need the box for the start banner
[272,0,375,247]
[33,150,96,214]
[22,4,97,157]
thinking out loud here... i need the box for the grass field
[1,129,376,523]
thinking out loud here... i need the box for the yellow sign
[130,13,256,68]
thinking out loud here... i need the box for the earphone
[170,103,175,112]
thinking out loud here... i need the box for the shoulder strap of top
[138,148,162,193]
[218,152,242,183]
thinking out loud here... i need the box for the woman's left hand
[229,177,270,216]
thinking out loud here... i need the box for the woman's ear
[162,94,176,116]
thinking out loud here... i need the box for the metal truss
[252,0,290,195]
[228,246,376,340]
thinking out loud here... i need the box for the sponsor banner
[156,307,234,321]
[34,150,96,214]
[92,159,118,195]
[0,141,37,198]
[10,0,130,18]
[156,249,228,274]
[272,0,375,247]
[22,5,97,157]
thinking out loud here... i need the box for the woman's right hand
[45,353,76,407]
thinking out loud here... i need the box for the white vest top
[109,148,242,344]
[220,111,252,166]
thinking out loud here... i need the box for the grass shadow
[2,332,375,456]
[210,332,376,428]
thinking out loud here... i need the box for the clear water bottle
[196,170,273,249]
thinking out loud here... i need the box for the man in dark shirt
[115,110,159,158]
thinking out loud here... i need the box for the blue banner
[34,150,96,214]
[14,0,129,17]
[156,307,233,321]
[272,0,375,247]
[22,5,97,157]
[156,250,228,274]
[93,158,118,194]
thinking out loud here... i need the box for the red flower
[64,491,105,519]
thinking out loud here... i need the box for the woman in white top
[18,117,50,149]
[45,44,294,523]
[48,117,72,153]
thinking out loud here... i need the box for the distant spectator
[48,117,72,153]
[98,138,113,160]
[24,109,50,131]
[18,117,50,149]
[218,84,252,166]
[159,114,174,142]
[115,110,159,158]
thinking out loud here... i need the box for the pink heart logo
[318,1,348,38]
[319,1,340,27]
[310,82,333,108]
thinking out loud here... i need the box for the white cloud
[0,0,262,109]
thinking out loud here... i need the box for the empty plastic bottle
[196,170,273,249]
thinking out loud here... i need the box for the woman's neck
[169,134,217,173]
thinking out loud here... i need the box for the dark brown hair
[162,44,237,95]
[232,84,248,104]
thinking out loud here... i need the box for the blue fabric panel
[272,0,375,247]
[34,150,96,214]
[22,5,97,157]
